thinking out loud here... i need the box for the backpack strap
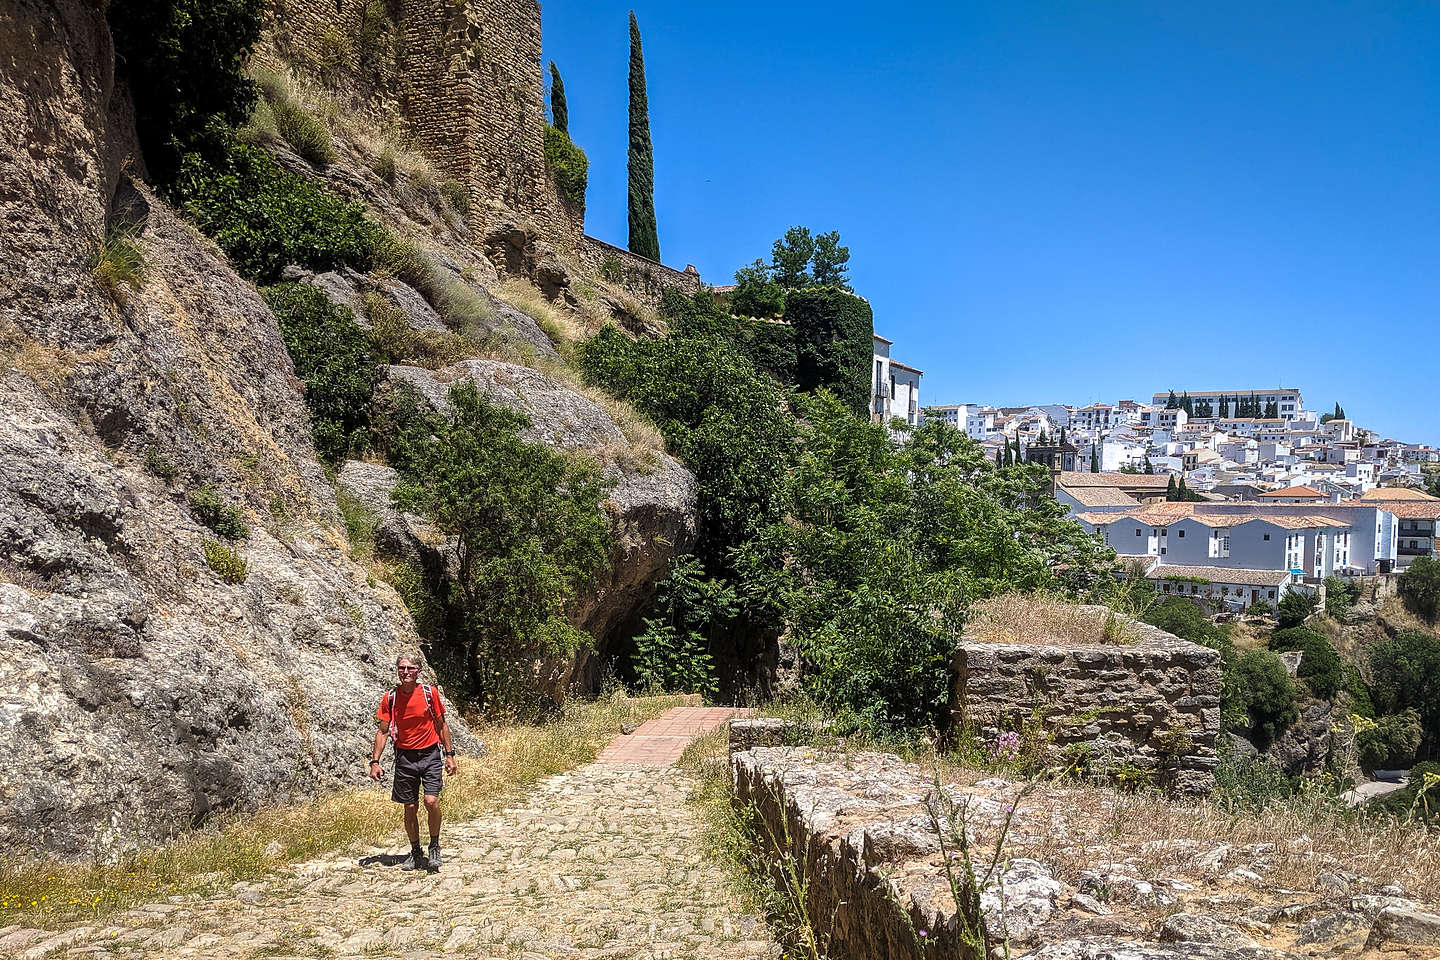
[386,688,399,742]
[420,684,445,736]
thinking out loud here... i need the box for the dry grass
[966,593,1138,646]
[960,772,1440,909]
[0,692,688,930]
[494,278,584,347]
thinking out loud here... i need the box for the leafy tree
[730,259,786,319]
[1370,629,1440,756]
[261,282,383,463]
[1323,575,1359,619]
[811,230,852,290]
[1264,400,1279,419]
[1270,626,1342,700]
[1399,555,1440,622]
[107,0,265,183]
[1276,587,1318,628]
[627,555,730,696]
[548,61,569,134]
[392,382,612,705]
[1426,471,1440,499]
[626,11,659,261]
[580,292,795,574]
[771,226,816,288]
[1355,710,1422,772]
[1228,649,1299,748]
[1144,596,1233,655]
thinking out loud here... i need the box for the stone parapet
[578,235,703,306]
[951,608,1222,795]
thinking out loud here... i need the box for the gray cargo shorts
[392,744,443,804]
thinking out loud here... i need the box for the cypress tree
[996,447,1003,468]
[626,11,660,262]
[1219,395,1229,418]
[549,61,569,134]
[1091,443,1099,472]
[1167,474,1178,500]
[1166,390,1178,410]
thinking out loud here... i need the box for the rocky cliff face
[0,0,475,858]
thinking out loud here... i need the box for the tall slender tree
[548,61,569,134]
[626,11,660,261]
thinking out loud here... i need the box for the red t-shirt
[376,685,447,750]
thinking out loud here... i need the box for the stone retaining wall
[951,608,1222,795]
[578,235,704,306]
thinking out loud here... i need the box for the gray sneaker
[399,848,429,871]
[427,842,442,871]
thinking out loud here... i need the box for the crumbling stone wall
[951,610,1222,795]
[579,236,704,306]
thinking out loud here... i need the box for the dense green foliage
[811,230,852,289]
[392,383,612,706]
[1370,629,1440,757]
[1399,555,1440,622]
[202,539,249,584]
[261,283,383,463]
[626,12,659,261]
[583,291,1112,727]
[771,226,816,288]
[627,556,728,697]
[741,320,798,384]
[730,260,787,319]
[549,61,569,134]
[1270,626,1342,699]
[188,484,250,541]
[1143,597,1232,654]
[1276,587,1319,628]
[544,125,589,210]
[1323,575,1361,619]
[1356,710,1422,772]
[786,287,875,417]
[580,297,794,573]
[107,0,265,182]
[270,98,335,168]
[1227,649,1299,748]
[176,140,381,283]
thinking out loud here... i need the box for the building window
[1136,529,1142,537]
[1269,590,1276,599]
[1264,534,1270,541]
[1178,529,1185,538]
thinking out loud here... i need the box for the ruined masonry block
[951,607,1222,795]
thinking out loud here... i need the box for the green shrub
[1343,662,1375,718]
[237,98,279,145]
[544,125,588,209]
[203,539,248,583]
[1370,629,1440,756]
[144,447,179,481]
[1276,587,1319,628]
[367,232,434,297]
[1356,710,1422,772]
[1399,555,1440,622]
[261,283,384,463]
[1270,626,1343,700]
[174,139,382,283]
[106,0,264,183]
[188,484,249,540]
[357,0,396,72]
[391,382,612,707]
[363,293,468,369]
[785,286,874,416]
[427,273,495,335]
[1143,596,1233,655]
[270,99,336,168]
[742,320,797,385]
[90,227,147,304]
[370,147,398,185]
[439,180,470,217]
[730,259,787,320]
[599,255,623,283]
[1228,649,1299,748]
[623,556,727,698]
[368,380,443,475]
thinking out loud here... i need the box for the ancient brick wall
[951,609,1222,795]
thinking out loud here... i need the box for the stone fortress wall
[255,0,700,303]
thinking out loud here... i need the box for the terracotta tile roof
[1057,471,1174,490]
[1258,485,1326,498]
[1147,565,1293,587]
[1065,487,1142,507]
[1359,487,1440,502]
[1380,502,1440,520]
[1231,515,1351,530]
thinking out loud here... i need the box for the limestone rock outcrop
[0,0,472,858]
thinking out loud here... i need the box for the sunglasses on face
[397,667,420,674]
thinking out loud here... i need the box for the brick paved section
[24,764,778,959]
[595,706,747,766]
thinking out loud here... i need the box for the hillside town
[915,386,1440,609]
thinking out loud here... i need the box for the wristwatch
[444,750,456,757]
[369,758,381,765]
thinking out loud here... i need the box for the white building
[1150,388,1304,421]
[871,334,923,429]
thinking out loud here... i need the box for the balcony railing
[1399,545,1434,557]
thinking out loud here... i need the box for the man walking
[368,652,458,871]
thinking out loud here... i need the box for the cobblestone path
[4,711,777,960]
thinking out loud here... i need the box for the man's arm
[369,727,387,781]
[439,720,457,775]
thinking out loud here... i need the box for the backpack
[386,684,444,743]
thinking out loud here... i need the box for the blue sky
[541,1,1439,444]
